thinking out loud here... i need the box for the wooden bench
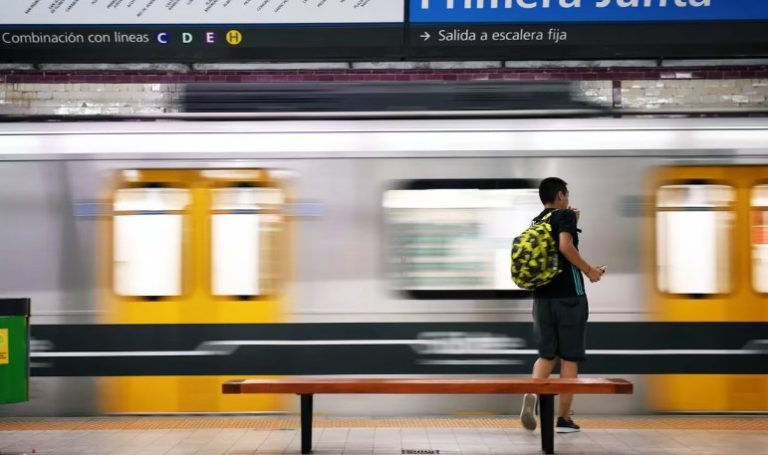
[223,377,633,454]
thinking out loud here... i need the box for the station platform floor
[1,415,767,455]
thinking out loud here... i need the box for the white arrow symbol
[420,32,431,41]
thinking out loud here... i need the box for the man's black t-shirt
[531,208,586,299]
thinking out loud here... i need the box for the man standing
[520,177,604,433]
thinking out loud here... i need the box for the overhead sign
[5,0,402,24]
[0,0,767,62]
[411,0,768,23]
[0,0,404,62]
[409,0,768,59]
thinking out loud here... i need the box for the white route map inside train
[3,0,403,25]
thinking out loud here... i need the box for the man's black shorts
[533,296,588,362]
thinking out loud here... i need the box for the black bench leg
[300,394,313,454]
[539,394,555,454]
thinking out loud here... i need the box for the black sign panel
[408,22,768,60]
[0,26,404,63]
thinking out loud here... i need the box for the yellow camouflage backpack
[510,211,562,290]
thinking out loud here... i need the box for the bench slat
[223,378,633,395]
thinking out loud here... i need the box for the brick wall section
[1,64,767,114]
[3,66,768,84]
[0,83,178,115]
[622,79,768,109]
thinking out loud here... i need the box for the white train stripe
[419,360,524,365]
[28,338,768,357]
[32,351,222,357]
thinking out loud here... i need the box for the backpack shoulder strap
[532,210,555,225]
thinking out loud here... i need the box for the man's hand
[586,266,603,283]
[568,206,580,221]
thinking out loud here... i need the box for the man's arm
[559,232,602,283]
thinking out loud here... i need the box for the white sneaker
[520,393,537,431]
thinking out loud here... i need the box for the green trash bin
[0,298,30,404]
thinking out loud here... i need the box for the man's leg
[523,298,557,431]
[558,359,578,418]
[554,296,587,432]
[522,356,557,431]
[533,357,558,379]
[532,298,558,381]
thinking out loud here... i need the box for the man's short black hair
[539,177,568,204]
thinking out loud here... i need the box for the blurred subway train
[0,87,767,416]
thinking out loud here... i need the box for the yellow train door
[648,166,768,412]
[98,169,289,413]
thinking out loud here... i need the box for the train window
[656,184,733,295]
[383,179,540,299]
[113,188,190,297]
[751,185,768,293]
[210,187,283,297]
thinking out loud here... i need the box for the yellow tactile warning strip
[0,416,767,431]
